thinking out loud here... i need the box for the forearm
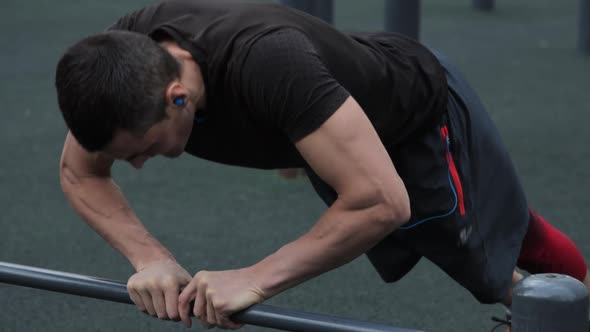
[60,167,174,271]
[251,197,406,297]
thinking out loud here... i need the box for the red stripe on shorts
[441,126,465,216]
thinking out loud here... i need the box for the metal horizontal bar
[0,261,423,332]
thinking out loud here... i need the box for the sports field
[1,0,588,331]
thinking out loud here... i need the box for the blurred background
[1,0,589,331]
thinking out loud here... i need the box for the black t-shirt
[108,0,448,169]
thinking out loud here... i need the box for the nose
[129,155,149,169]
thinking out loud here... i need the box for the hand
[127,259,192,321]
[178,268,267,329]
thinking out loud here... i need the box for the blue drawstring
[399,136,458,230]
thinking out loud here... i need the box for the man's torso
[109,0,448,169]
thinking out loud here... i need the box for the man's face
[101,44,204,169]
[102,107,194,169]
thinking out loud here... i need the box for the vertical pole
[511,274,589,332]
[279,0,334,24]
[472,0,495,11]
[309,0,334,24]
[384,0,421,40]
[579,0,590,54]
[280,0,312,13]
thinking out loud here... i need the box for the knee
[467,271,514,304]
[472,284,511,304]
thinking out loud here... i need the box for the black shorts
[305,51,529,304]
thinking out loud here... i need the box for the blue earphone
[173,97,185,107]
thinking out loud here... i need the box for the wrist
[246,264,274,299]
[130,250,177,272]
[249,254,293,299]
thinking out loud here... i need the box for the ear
[173,96,185,107]
[165,81,187,108]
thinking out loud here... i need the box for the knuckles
[128,276,180,292]
[178,294,189,305]
[160,275,178,288]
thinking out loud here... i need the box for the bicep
[241,30,408,211]
[295,96,408,210]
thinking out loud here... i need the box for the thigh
[366,234,422,283]
[404,51,530,304]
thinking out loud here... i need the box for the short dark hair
[55,30,180,152]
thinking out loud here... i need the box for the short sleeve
[104,5,159,33]
[240,29,350,142]
[105,11,139,31]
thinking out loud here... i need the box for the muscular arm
[60,131,174,270]
[252,96,411,297]
[239,30,410,297]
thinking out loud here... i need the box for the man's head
[55,30,201,168]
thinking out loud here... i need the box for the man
[54,0,589,329]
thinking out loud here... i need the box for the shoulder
[241,28,319,71]
[105,0,196,33]
[105,3,163,33]
[249,28,314,51]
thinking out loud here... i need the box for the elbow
[340,186,410,234]
[381,198,411,232]
[59,168,72,196]
[338,177,412,233]
[374,186,411,233]
[59,163,78,196]
[393,200,411,227]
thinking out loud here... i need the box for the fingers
[151,289,168,319]
[136,286,182,322]
[127,260,192,323]
[179,270,257,330]
[178,282,195,328]
[195,276,210,329]
[209,291,242,330]
[223,319,244,330]
[128,287,147,313]
[164,282,181,321]
[206,292,216,327]
[138,289,157,317]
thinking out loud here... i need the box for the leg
[503,270,524,306]
[366,236,423,283]
[423,51,530,304]
[517,209,588,282]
